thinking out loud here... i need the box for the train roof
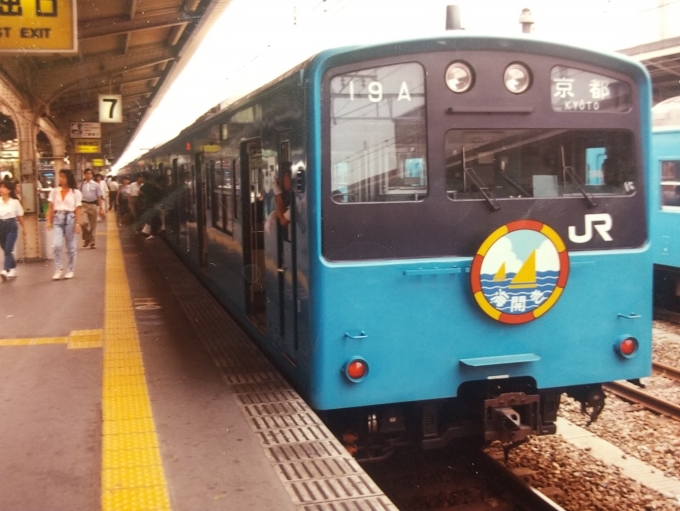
[139,33,652,160]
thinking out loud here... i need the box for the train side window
[661,160,680,210]
[444,129,636,201]
[329,62,427,203]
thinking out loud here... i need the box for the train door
[195,152,208,269]
[278,139,298,359]
[240,139,267,332]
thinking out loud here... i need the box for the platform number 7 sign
[99,94,123,123]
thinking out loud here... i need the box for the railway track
[654,307,680,324]
[362,447,566,511]
[603,380,680,422]
[653,360,680,382]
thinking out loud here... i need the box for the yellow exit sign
[0,0,77,53]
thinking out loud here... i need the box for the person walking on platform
[79,169,104,249]
[108,177,119,211]
[127,173,144,221]
[47,169,82,280]
[117,175,132,226]
[0,180,24,281]
[95,173,109,220]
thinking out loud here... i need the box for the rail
[653,361,680,382]
[469,451,568,511]
[364,447,567,511]
[603,380,680,422]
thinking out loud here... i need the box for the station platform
[0,214,396,511]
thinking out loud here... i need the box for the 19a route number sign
[99,94,122,123]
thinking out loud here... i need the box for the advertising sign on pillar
[0,0,77,54]
[99,94,123,123]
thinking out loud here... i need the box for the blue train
[127,35,653,458]
[650,98,680,309]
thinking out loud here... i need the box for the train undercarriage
[324,377,607,462]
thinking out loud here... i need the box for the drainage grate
[266,441,347,463]
[257,425,332,446]
[242,401,309,418]
[249,413,321,431]
[285,475,383,505]
[223,372,281,384]
[229,380,292,394]
[276,458,365,482]
[236,390,303,405]
[302,497,398,511]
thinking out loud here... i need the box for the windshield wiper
[561,145,597,208]
[462,147,500,211]
[562,165,597,207]
[464,166,500,211]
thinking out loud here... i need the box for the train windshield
[329,62,427,203]
[445,130,636,201]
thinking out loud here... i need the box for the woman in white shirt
[47,169,82,280]
[0,180,24,281]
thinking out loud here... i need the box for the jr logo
[568,213,613,243]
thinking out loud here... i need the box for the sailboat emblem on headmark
[470,220,570,325]
[508,251,537,289]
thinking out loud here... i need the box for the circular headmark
[470,220,569,324]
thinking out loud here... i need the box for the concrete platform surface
[0,215,299,510]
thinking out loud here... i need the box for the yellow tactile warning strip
[0,330,103,349]
[102,215,171,511]
[69,329,104,349]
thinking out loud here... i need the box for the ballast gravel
[487,435,680,511]
[483,322,680,510]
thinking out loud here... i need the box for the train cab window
[661,160,680,210]
[444,129,636,202]
[329,62,427,203]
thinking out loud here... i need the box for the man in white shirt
[127,174,144,220]
[107,177,119,210]
[95,174,109,220]
[79,169,104,248]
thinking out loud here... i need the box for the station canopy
[620,35,680,105]
[0,0,225,165]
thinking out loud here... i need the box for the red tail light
[616,337,638,357]
[345,358,369,382]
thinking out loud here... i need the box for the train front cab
[307,37,653,455]
[650,124,680,308]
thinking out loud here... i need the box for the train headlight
[446,62,474,93]
[504,63,531,94]
[615,336,639,358]
[345,358,369,382]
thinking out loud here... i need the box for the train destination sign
[551,66,631,113]
[0,0,77,53]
